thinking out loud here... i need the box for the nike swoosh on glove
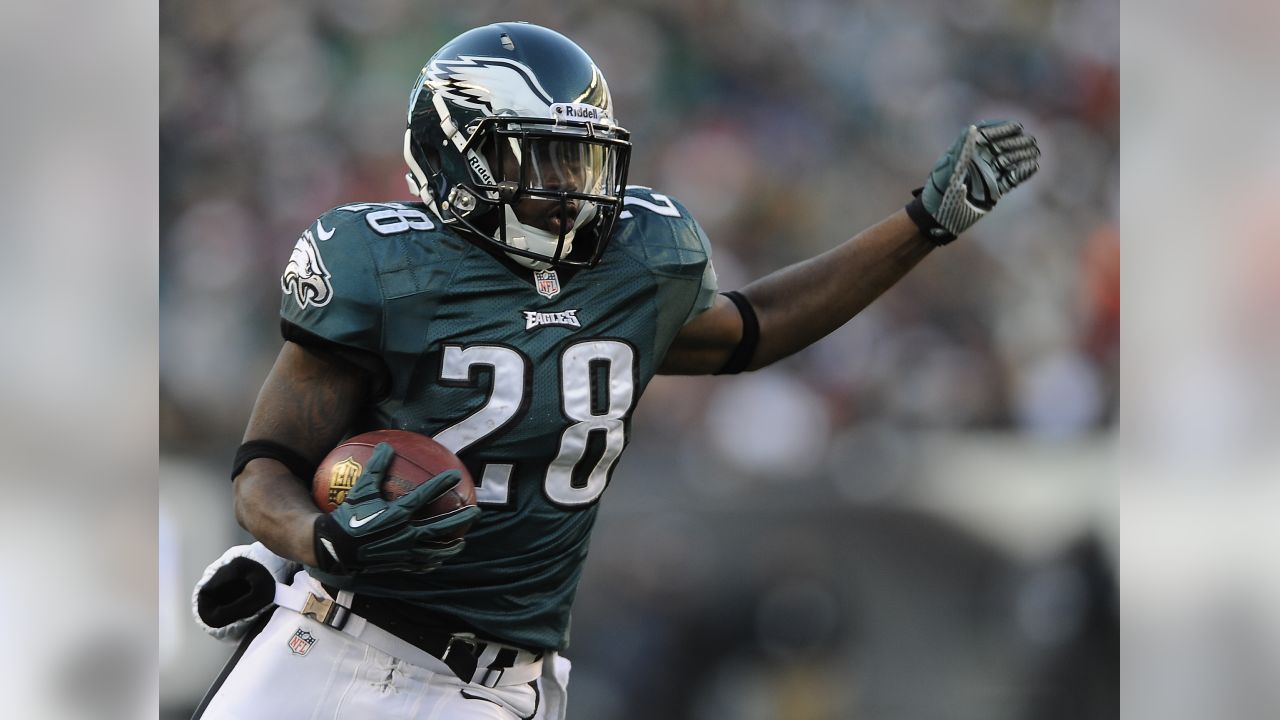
[312,442,481,576]
[906,119,1041,245]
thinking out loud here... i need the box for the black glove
[312,442,480,575]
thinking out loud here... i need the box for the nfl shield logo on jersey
[288,629,316,656]
[533,269,560,298]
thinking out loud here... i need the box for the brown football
[312,429,476,539]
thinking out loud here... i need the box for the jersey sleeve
[278,207,383,355]
[611,187,719,348]
[652,192,718,326]
[682,219,719,325]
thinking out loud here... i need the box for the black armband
[715,291,760,375]
[232,440,316,486]
[904,187,957,247]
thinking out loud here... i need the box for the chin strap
[404,171,449,226]
[498,205,576,270]
[496,203,598,270]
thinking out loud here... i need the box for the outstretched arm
[660,211,930,374]
[743,210,932,369]
[660,120,1039,375]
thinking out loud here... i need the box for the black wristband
[232,440,316,485]
[904,187,957,247]
[715,291,760,375]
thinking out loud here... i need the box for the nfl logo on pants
[288,629,316,656]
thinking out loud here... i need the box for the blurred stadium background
[160,1,1117,718]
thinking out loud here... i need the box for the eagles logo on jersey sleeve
[282,221,335,309]
[278,206,394,356]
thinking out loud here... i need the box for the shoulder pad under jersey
[611,187,718,321]
[611,186,713,277]
[279,201,456,353]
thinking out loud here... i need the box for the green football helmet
[404,22,632,269]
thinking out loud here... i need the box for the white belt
[273,582,543,688]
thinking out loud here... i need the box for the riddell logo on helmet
[551,103,609,124]
[467,151,495,186]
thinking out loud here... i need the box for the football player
[191,21,1040,720]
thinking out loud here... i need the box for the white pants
[198,583,570,719]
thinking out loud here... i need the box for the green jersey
[278,187,717,650]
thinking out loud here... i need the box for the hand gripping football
[312,429,477,541]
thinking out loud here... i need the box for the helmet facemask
[406,110,631,270]
[490,123,629,269]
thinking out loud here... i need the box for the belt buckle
[440,632,486,683]
[301,592,350,630]
[440,632,479,663]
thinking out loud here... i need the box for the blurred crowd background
[160,0,1117,718]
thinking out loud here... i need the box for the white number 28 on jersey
[432,340,635,508]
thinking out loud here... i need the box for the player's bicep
[242,341,371,462]
[658,294,744,375]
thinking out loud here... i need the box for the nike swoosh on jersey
[348,509,386,528]
[316,220,336,240]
